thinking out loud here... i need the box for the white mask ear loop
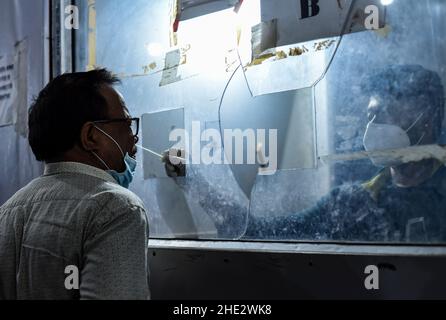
[405,112,426,146]
[405,112,424,133]
[93,125,125,158]
[414,132,426,146]
[91,151,112,170]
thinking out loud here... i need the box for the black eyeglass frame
[92,118,140,136]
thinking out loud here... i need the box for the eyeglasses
[93,118,140,136]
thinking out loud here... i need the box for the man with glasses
[0,69,149,300]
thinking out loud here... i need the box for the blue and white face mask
[91,125,137,189]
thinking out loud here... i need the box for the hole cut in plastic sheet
[217,67,318,174]
[242,38,335,96]
[141,108,185,179]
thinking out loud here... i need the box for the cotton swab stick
[136,145,187,162]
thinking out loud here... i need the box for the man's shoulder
[86,184,148,236]
[0,178,43,211]
[93,182,146,212]
[0,173,145,216]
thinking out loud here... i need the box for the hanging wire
[236,48,254,97]
[312,0,357,88]
[215,49,255,241]
[217,63,242,150]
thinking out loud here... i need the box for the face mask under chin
[91,125,137,188]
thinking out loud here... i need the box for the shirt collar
[44,162,117,184]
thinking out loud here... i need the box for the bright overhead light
[381,0,394,6]
[146,43,164,57]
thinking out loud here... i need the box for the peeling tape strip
[320,145,446,165]
[87,0,96,71]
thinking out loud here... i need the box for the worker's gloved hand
[162,149,186,178]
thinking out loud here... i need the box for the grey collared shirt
[0,162,150,300]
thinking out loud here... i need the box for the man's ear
[80,122,100,151]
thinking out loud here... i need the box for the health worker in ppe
[165,65,446,242]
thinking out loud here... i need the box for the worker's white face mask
[363,113,425,167]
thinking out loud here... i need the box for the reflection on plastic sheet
[250,168,331,219]
[177,163,250,240]
[243,40,331,96]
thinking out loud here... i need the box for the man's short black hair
[361,65,445,138]
[28,68,121,162]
